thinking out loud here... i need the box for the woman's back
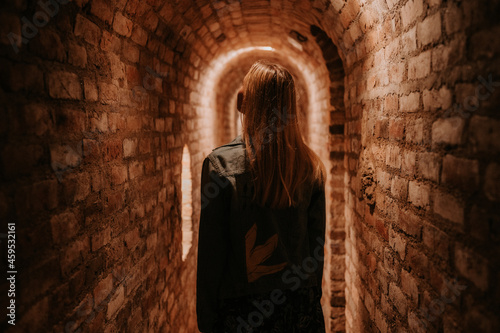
[197,60,326,332]
[197,135,326,332]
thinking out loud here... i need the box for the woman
[197,60,326,333]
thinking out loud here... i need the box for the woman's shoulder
[206,135,248,177]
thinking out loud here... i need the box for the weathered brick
[90,0,114,24]
[47,71,82,100]
[110,165,128,185]
[423,223,450,260]
[113,12,133,37]
[455,245,488,291]
[401,0,424,28]
[408,181,430,209]
[401,269,418,306]
[386,145,402,169]
[418,152,440,182]
[68,41,88,68]
[431,117,465,146]
[433,191,464,224]
[101,30,122,53]
[93,273,113,307]
[50,210,79,244]
[408,50,431,80]
[91,227,112,252]
[388,118,404,140]
[106,285,125,319]
[441,155,479,191]
[484,163,500,201]
[468,116,500,153]
[423,86,452,111]
[389,228,406,260]
[444,3,463,35]
[389,282,407,316]
[417,12,442,46]
[74,14,101,46]
[123,138,137,157]
[61,237,90,276]
[400,92,420,113]
[391,176,408,201]
[405,118,424,144]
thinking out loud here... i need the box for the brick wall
[1,0,498,332]
[0,0,202,331]
[340,0,500,332]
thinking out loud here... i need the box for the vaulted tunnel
[0,0,499,332]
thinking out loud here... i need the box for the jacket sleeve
[197,157,231,333]
[307,179,326,288]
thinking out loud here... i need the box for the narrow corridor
[0,0,499,332]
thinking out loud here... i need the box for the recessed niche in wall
[181,144,193,261]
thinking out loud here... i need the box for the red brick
[389,282,407,316]
[418,152,440,182]
[129,161,143,179]
[391,176,408,201]
[47,71,82,100]
[388,118,404,140]
[444,2,463,35]
[104,191,123,214]
[113,12,133,37]
[91,227,112,252]
[401,269,418,306]
[455,245,488,291]
[109,165,128,185]
[131,25,148,46]
[29,29,66,62]
[386,145,401,169]
[124,227,140,250]
[468,116,500,153]
[102,138,122,162]
[100,30,121,53]
[400,92,420,113]
[389,228,406,260]
[408,181,430,209]
[90,0,114,24]
[50,143,82,172]
[408,50,431,80]
[84,78,98,101]
[441,155,479,191]
[417,12,442,46]
[123,138,137,157]
[423,223,450,260]
[106,285,125,319]
[74,14,101,46]
[61,237,90,276]
[93,273,113,307]
[90,112,109,133]
[433,191,464,225]
[401,0,424,28]
[68,41,88,68]
[407,245,429,278]
[405,118,424,144]
[108,113,126,133]
[24,103,52,136]
[431,117,465,146]
[62,172,91,203]
[402,150,416,175]
[98,81,119,104]
[423,86,452,111]
[484,163,500,201]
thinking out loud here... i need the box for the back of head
[240,60,326,208]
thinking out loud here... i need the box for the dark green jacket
[196,135,326,332]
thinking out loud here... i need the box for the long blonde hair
[240,60,326,208]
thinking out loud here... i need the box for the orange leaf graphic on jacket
[245,223,287,283]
